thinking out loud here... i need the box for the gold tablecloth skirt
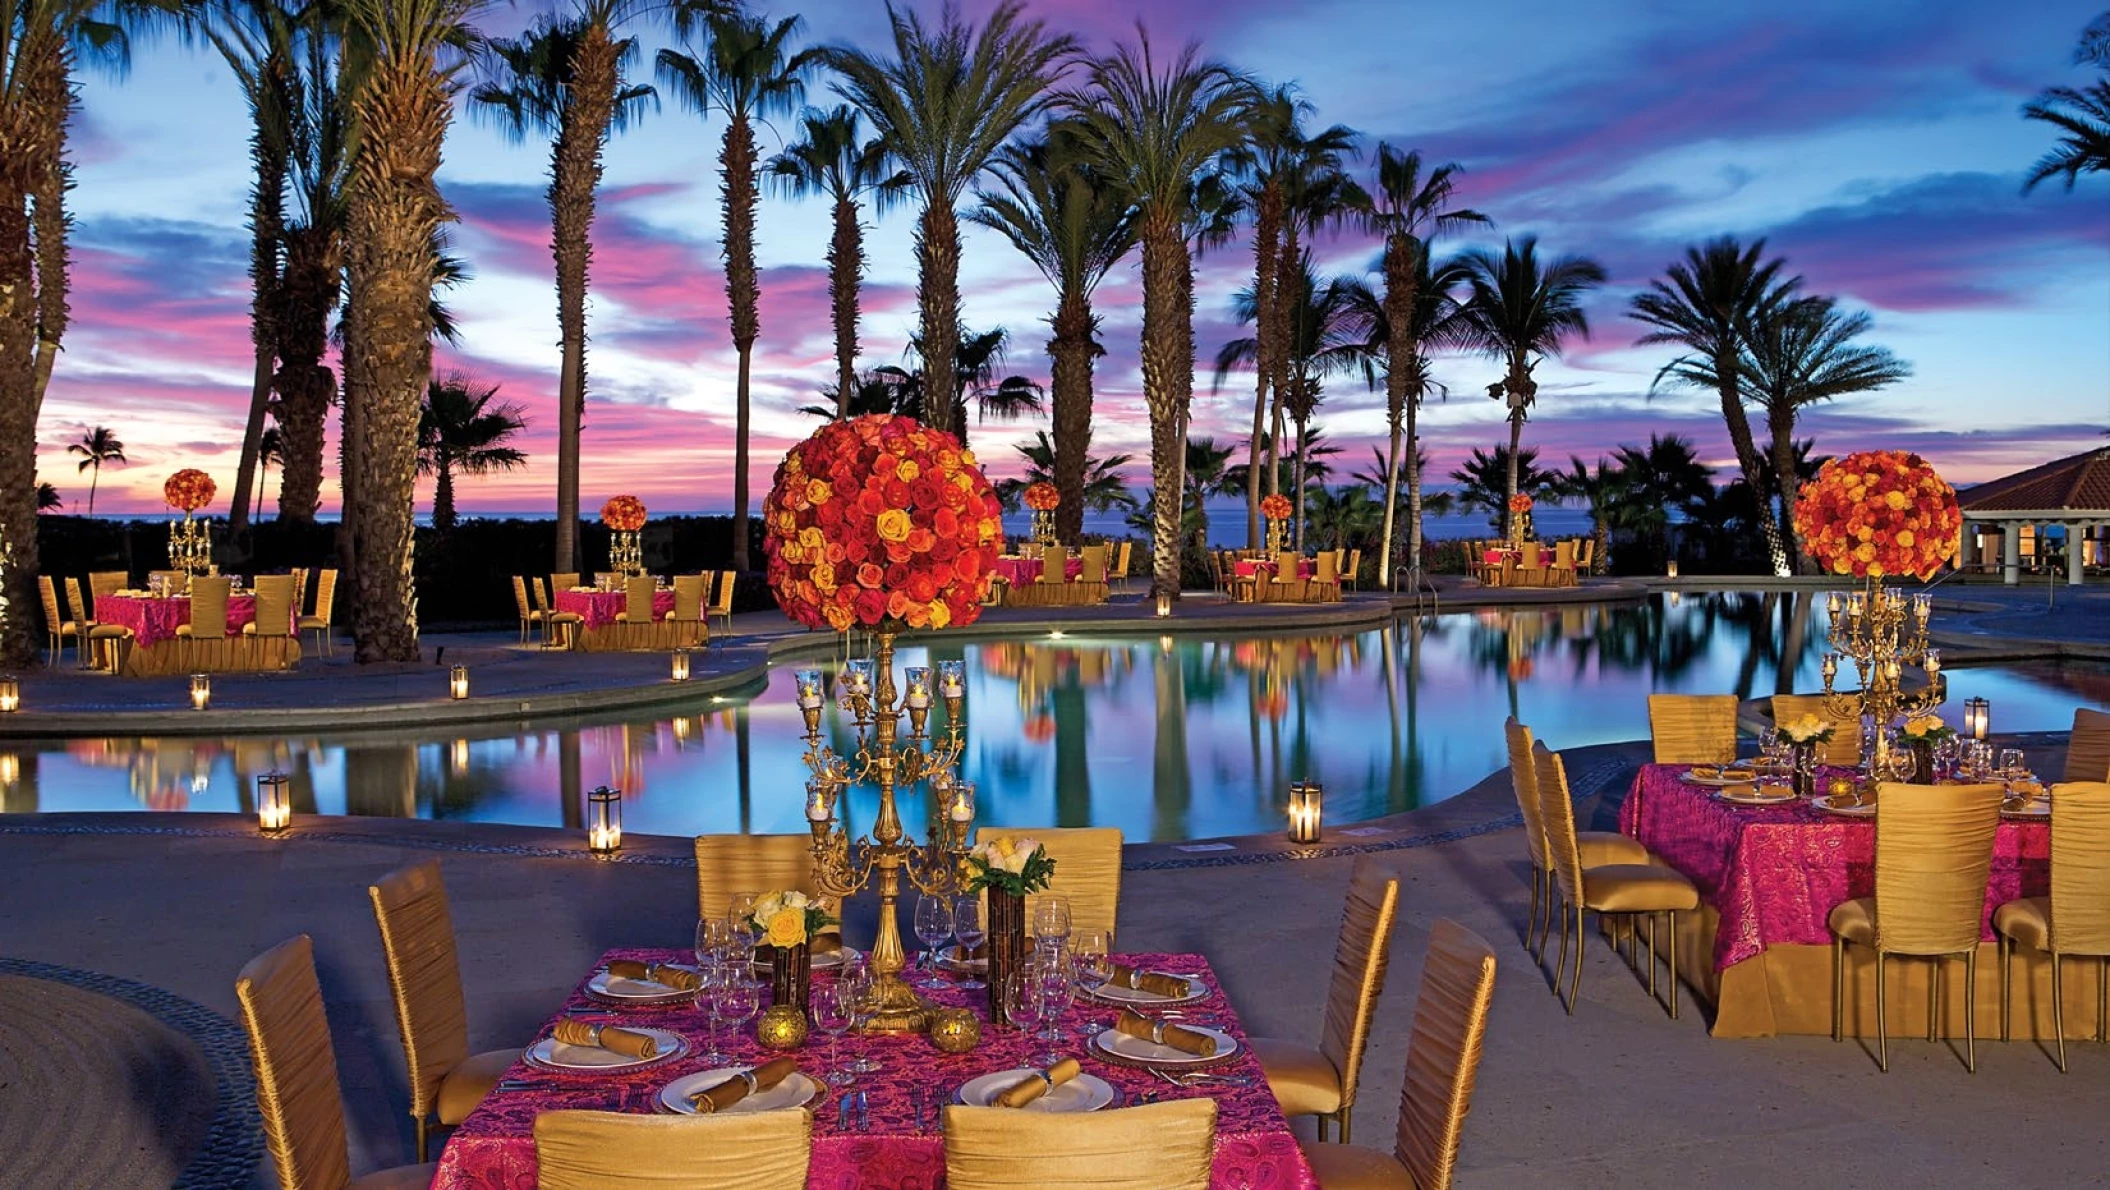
[119,637,302,677]
[571,620,708,653]
[999,582,1108,609]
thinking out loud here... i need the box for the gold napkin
[1107,964,1190,999]
[1114,1009,1217,1057]
[550,1019,661,1059]
[605,960,701,991]
[689,1057,798,1113]
[994,1057,1080,1108]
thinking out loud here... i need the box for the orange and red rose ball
[164,469,216,513]
[1791,450,1960,581]
[1023,482,1060,512]
[601,495,648,532]
[1260,493,1293,522]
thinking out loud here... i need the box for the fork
[855,1089,872,1132]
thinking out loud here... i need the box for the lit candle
[1923,648,1940,676]
[937,660,965,699]
[950,781,976,823]
[449,665,469,700]
[905,666,931,709]
[0,677,18,713]
[670,649,691,682]
[806,780,830,823]
[1155,592,1173,618]
[189,673,211,711]
[1286,781,1324,844]
[1825,591,1843,620]
[1912,593,1932,623]
[796,670,825,710]
[257,771,291,834]
[1821,653,1837,682]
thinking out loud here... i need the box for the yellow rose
[928,600,951,629]
[765,907,808,948]
[896,459,921,482]
[876,508,913,542]
[1905,715,1944,736]
[806,478,832,506]
[1885,490,1908,510]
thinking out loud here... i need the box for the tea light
[937,660,965,699]
[905,666,931,709]
[1821,653,1837,684]
[670,649,691,682]
[449,665,469,700]
[1964,697,1990,740]
[1155,592,1172,618]
[1287,781,1324,844]
[795,670,826,710]
[257,771,291,834]
[0,676,18,713]
[1828,776,1855,799]
[1923,648,1940,676]
[1666,560,1679,579]
[949,781,976,823]
[586,785,623,854]
[1825,590,1843,619]
[1912,592,1932,623]
[189,674,211,711]
[806,779,831,823]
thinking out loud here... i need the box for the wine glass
[1005,971,1050,1051]
[1033,896,1072,950]
[840,961,882,1075]
[728,893,761,964]
[718,973,762,1060]
[692,962,732,1065]
[1031,962,1074,1066]
[696,916,732,970]
[952,896,987,991]
[810,979,856,1088]
[914,894,954,989]
[1069,930,1109,1039]
[1998,748,2028,780]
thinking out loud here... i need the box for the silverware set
[835,1089,871,1132]
[1147,1068,1253,1090]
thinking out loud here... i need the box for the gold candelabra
[170,515,211,575]
[1819,580,1944,772]
[609,530,643,576]
[796,634,974,1033]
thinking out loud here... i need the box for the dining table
[1617,763,2100,1039]
[1232,558,1316,581]
[96,591,269,648]
[551,587,676,630]
[991,556,1085,586]
[433,948,1315,1190]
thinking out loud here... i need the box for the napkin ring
[739,1070,759,1097]
[1031,1069,1055,1092]
[1149,1020,1166,1046]
[587,1023,605,1047]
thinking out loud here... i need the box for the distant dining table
[991,555,1085,586]
[94,590,299,676]
[433,948,1315,1189]
[96,591,266,648]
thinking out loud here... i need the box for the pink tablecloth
[553,588,676,630]
[992,557,1085,585]
[96,594,265,648]
[1621,764,2049,972]
[434,948,1314,1190]
[1233,559,1317,580]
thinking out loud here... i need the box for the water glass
[1032,964,1074,1065]
[914,893,954,988]
[696,916,733,969]
[810,979,857,1088]
[952,897,987,991]
[1069,930,1110,1036]
[728,893,761,958]
[840,962,882,1074]
[693,963,733,1065]
[1033,896,1072,948]
[1998,748,2028,779]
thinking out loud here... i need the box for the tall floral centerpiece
[1023,482,1060,547]
[765,414,1005,1032]
[1507,491,1534,546]
[164,470,217,575]
[1261,493,1293,555]
[1778,714,1835,798]
[961,835,1056,1023]
[601,495,648,576]
[1798,450,1962,774]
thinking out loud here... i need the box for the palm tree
[820,1,1075,440]
[995,430,1137,515]
[272,16,347,526]
[1450,445,1556,533]
[417,372,529,532]
[1607,434,1715,570]
[36,479,60,512]
[1628,235,1799,573]
[1182,436,1238,553]
[1304,483,1382,553]
[1359,145,1486,585]
[475,7,657,574]
[257,423,286,514]
[969,128,1136,543]
[338,0,485,661]
[1457,236,1607,537]
[659,10,812,573]
[1553,455,1625,574]
[2024,13,2110,191]
[767,105,905,416]
[67,425,126,517]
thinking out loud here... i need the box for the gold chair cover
[711,571,737,630]
[367,862,474,1128]
[1504,718,1549,875]
[973,826,1122,945]
[88,569,126,604]
[620,575,656,623]
[180,576,233,640]
[671,574,707,622]
[534,1108,811,1190]
[1646,694,1738,765]
[1868,781,2003,955]
[943,1099,1215,1190]
[149,568,189,594]
[1394,919,1498,1190]
[299,569,338,655]
[1255,857,1401,1134]
[1769,695,1863,767]
[693,835,841,940]
[552,572,581,593]
[235,935,353,1190]
[2065,708,2110,783]
[248,575,297,638]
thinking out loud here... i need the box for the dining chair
[64,577,99,665]
[1828,780,2004,1071]
[367,861,520,1162]
[1547,539,1578,587]
[1251,858,1400,1143]
[693,835,841,944]
[246,575,298,637]
[1343,548,1362,593]
[1768,695,1864,766]
[616,575,657,633]
[1039,545,1070,605]
[538,578,583,650]
[1536,744,1699,1017]
[1576,537,1596,576]
[972,826,1122,945]
[235,935,440,1190]
[1272,550,1303,602]
[534,1109,811,1190]
[1299,919,1497,1190]
[290,568,310,621]
[671,574,707,622]
[1079,544,1108,600]
[38,575,79,665]
[710,571,737,635]
[552,572,581,593]
[299,569,338,656]
[944,1099,1215,1190]
[1310,551,1341,603]
[2064,708,2110,783]
[1506,718,1648,959]
[510,576,542,644]
[150,568,190,595]
[1114,540,1133,593]
[1646,694,1738,765]
[1995,781,2110,1071]
[88,569,127,604]
[1514,542,1546,587]
[178,575,233,640]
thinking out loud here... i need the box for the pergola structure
[1956,446,2110,586]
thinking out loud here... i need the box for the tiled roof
[1958,447,2110,514]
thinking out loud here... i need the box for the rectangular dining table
[433,948,1315,1190]
[94,591,300,675]
[1621,763,2101,1039]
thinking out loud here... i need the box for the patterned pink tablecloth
[1621,764,2050,972]
[552,588,676,630]
[991,557,1085,585]
[1232,559,1317,580]
[96,594,265,648]
[434,948,1314,1190]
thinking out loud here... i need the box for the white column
[2003,524,2021,585]
[2071,522,2088,586]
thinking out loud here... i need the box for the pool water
[2,594,2101,842]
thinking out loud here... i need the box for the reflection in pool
[3,593,2102,842]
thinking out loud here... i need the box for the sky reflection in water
[5,594,2103,842]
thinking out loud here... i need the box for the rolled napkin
[604,959,701,991]
[550,1018,661,1059]
[994,1057,1081,1108]
[1106,964,1191,999]
[689,1057,799,1113]
[1113,1009,1218,1057]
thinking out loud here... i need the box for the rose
[1024,482,1060,512]
[764,908,808,948]
[163,469,217,513]
[1780,714,1835,745]
[1901,715,1955,742]
[1508,492,1534,513]
[1260,493,1293,522]
[600,495,648,532]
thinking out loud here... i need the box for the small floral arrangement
[1792,450,1961,580]
[1900,714,1955,744]
[164,469,217,513]
[1260,493,1293,522]
[1023,482,1060,512]
[961,835,1056,898]
[1779,714,1836,746]
[748,890,836,950]
[601,495,648,532]
[1508,491,1534,514]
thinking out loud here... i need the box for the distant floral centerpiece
[1508,492,1534,514]
[1506,491,1535,544]
[1792,451,1960,580]
[164,469,216,513]
[600,495,648,532]
[1023,482,1060,512]
[1899,715,1954,744]
[961,835,1055,898]
[1259,493,1293,522]
[1779,714,1836,746]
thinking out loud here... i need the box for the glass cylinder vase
[769,942,811,1015]
[985,888,1028,1026]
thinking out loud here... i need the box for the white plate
[750,947,847,972]
[1684,769,1761,788]
[1813,796,1877,818]
[1090,1024,1239,1066]
[659,1067,821,1115]
[525,1027,687,1072]
[2001,798,2051,819]
[1715,784,1797,806]
[959,1069,1115,1113]
[587,967,697,1002]
[1088,973,1205,1006]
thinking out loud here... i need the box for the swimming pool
[2,594,2100,841]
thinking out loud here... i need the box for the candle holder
[0,676,18,713]
[449,665,470,700]
[189,673,211,711]
[1287,781,1324,844]
[671,649,692,682]
[1964,696,1990,741]
[609,530,644,576]
[257,771,292,834]
[800,631,974,1033]
[169,514,212,576]
[1666,560,1679,579]
[1820,580,1945,774]
[586,785,622,854]
[1155,592,1173,618]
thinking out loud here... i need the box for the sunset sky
[40,0,2110,518]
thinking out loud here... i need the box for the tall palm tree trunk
[86,464,99,518]
[1714,345,1787,574]
[1503,368,1525,539]
[345,52,452,662]
[916,203,962,437]
[1244,182,1281,550]
[273,226,338,524]
[1139,218,1190,604]
[231,52,293,536]
[552,25,619,575]
[432,455,456,531]
[1048,292,1094,545]
[1766,400,1803,573]
[1291,413,1309,552]
[828,195,861,416]
[1406,397,1426,584]
[723,113,760,572]
[1263,224,1298,501]
[1379,234,1417,586]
